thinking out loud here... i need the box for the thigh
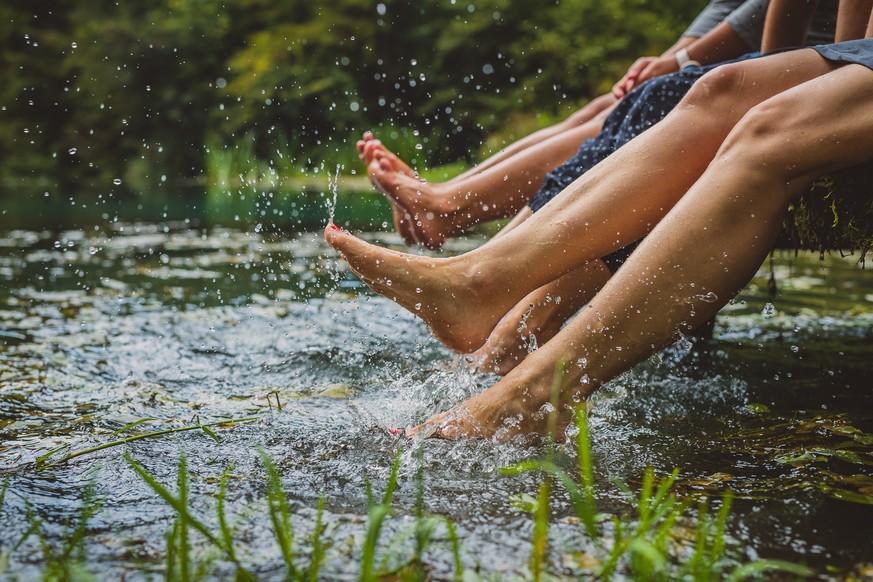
[725,62,873,187]
[679,48,838,126]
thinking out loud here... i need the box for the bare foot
[369,157,458,250]
[367,160,420,246]
[475,300,565,376]
[324,224,513,353]
[357,133,417,179]
[406,354,580,440]
[474,264,611,376]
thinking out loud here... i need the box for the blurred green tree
[0,0,702,196]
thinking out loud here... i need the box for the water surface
[1,223,872,579]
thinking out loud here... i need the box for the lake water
[1,222,872,579]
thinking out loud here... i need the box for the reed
[37,417,260,468]
[6,409,813,580]
[504,407,814,580]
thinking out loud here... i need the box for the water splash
[326,163,341,225]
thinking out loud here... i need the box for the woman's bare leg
[357,93,617,181]
[474,260,612,375]
[367,113,609,249]
[409,60,873,439]
[325,50,836,354]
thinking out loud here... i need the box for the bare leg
[358,132,417,178]
[326,50,835,353]
[411,59,873,439]
[370,114,608,249]
[475,261,612,375]
[357,93,617,181]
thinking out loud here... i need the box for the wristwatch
[675,48,701,70]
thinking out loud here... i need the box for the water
[1,223,872,579]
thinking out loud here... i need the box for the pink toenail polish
[329,223,340,231]
[388,428,400,435]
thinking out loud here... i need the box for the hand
[612,56,656,99]
[613,54,682,98]
[632,54,681,88]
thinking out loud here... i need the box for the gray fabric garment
[727,0,836,50]
[683,0,744,38]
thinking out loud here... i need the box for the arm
[761,0,819,52]
[836,0,873,41]
[869,2,873,37]
[613,0,743,97]
[615,18,756,97]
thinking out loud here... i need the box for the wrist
[675,48,701,70]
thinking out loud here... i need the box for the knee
[679,62,748,110]
[716,97,801,174]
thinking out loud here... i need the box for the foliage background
[0,0,702,199]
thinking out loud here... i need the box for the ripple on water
[1,225,872,577]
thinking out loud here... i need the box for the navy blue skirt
[528,55,759,271]
[528,61,729,214]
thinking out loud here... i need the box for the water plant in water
[2,406,819,580]
[0,479,100,581]
[504,409,814,580]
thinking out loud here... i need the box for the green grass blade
[111,417,159,436]
[125,454,223,550]
[360,504,391,582]
[628,538,668,580]
[217,464,237,563]
[40,417,259,467]
[637,467,655,532]
[575,408,599,541]
[598,516,626,579]
[381,451,402,506]
[308,497,328,582]
[504,458,599,541]
[258,450,298,580]
[35,444,72,465]
[530,480,550,582]
[442,518,464,581]
[200,425,221,444]
[710,491,733,570]
[166,520,179,582]
[726,559,814,581]
[177,455,190,582]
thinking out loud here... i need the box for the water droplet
[696,291,718,303]
[113,178,122,185]
[68,148,77,155]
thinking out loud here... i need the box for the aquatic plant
[504,408,815,580]
[0,480,99,581]
[119,447,464,581]
[4,407,820,580]
[36,417,260,468]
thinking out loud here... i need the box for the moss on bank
[781,162,873,263]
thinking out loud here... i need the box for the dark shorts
[812,38,873,70]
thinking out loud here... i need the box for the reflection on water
[1,224,872,578]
